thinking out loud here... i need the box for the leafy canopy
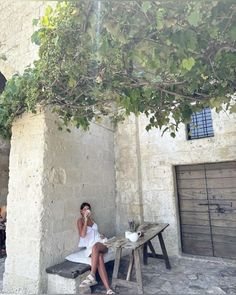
[0,0,236,138]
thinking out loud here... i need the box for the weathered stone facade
[0,1,53,78]
[115,112,236,255]
[1,1,116,293]
[0,138,9,206]
[4,110,115,293]
[0,0,53,206]
[0,0,236,294]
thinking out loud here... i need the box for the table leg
[126,250,134,281]
[158,232,171,269]
[147,240,157,256]
[143,243,148,265]
[112,247,122,288]
[134,249,143,294]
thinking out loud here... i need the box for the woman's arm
[77,217,88,238]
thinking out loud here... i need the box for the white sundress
[78,222,103,257]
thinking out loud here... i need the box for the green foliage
[0,0,236,138]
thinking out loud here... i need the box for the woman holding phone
[77,202,115,294]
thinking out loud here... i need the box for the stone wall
[0,1,116,293]
[0,0,54,209]
[41,110,116,263]
[0,138,9,206]
[3,111,47,294]
[115,111,236,255]
[4,109,116,293]
[0,0,55,78]
[115,115,144,233]
[1,1,236,294]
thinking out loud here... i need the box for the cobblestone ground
[0,257,5,292]
[92,255,236,294]
[0,256,236,294]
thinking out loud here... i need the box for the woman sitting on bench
[77,202,115,294]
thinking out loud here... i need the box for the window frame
[187,107,214,140]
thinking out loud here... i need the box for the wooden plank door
[206,162,236,259]
[176,161,236,259]
[176,164,213,256]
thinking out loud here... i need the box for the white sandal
[79,274,98,287]
[106,289,116,294]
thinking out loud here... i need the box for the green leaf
[41,16,49,27]
[210,97,224,108]
[228,27,236,42]
[152,75,162,83]
[45,6,53,16]
[156,8,165,30]
[141,2,152,13]
[32,18,39,26]
[187,10,202,27]
[181,57,196,71]
[31,31,41,45]
[68,78,77,88]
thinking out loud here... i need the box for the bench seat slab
[46,260,91,279]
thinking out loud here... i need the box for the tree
[0,0,235,138]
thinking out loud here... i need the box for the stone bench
[46,260,92,294]
[46,246,117,294]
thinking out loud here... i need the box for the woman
[77,202,115,294]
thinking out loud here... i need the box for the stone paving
[0,255,236,294]
[92,255,236,294]
[0,257,5,292]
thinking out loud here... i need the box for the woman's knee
[92,243,99,253]
[92,242,107,254]
[92,242,103,253]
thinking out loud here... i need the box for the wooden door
[176,161,236,259]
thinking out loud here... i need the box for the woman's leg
[97,253,110,290]
[91,242,108,276]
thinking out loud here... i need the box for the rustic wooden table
[104,223,171,294]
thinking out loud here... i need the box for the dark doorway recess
[0,72,6,94]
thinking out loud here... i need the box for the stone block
[47,271,91,294]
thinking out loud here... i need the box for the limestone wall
[1,1,116,293]
[0,0,55,78]
[115,115,144,233]
[115,111,236,256]
[0,0,54,208]
[0,138,10,206]
[3,111,47,294]
[41,110,116,265]
[4,109,116,293]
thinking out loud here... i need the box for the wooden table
[104,223,171,294]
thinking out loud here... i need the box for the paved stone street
[0,257,5,292]
[92,255,236,294]
[0,255,236,294]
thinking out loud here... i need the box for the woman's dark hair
[80,202,91,210]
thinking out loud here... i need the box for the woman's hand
[84,209,91,219]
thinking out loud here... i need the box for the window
[187,107,214,140]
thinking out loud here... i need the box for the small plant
[128,219,140,232]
